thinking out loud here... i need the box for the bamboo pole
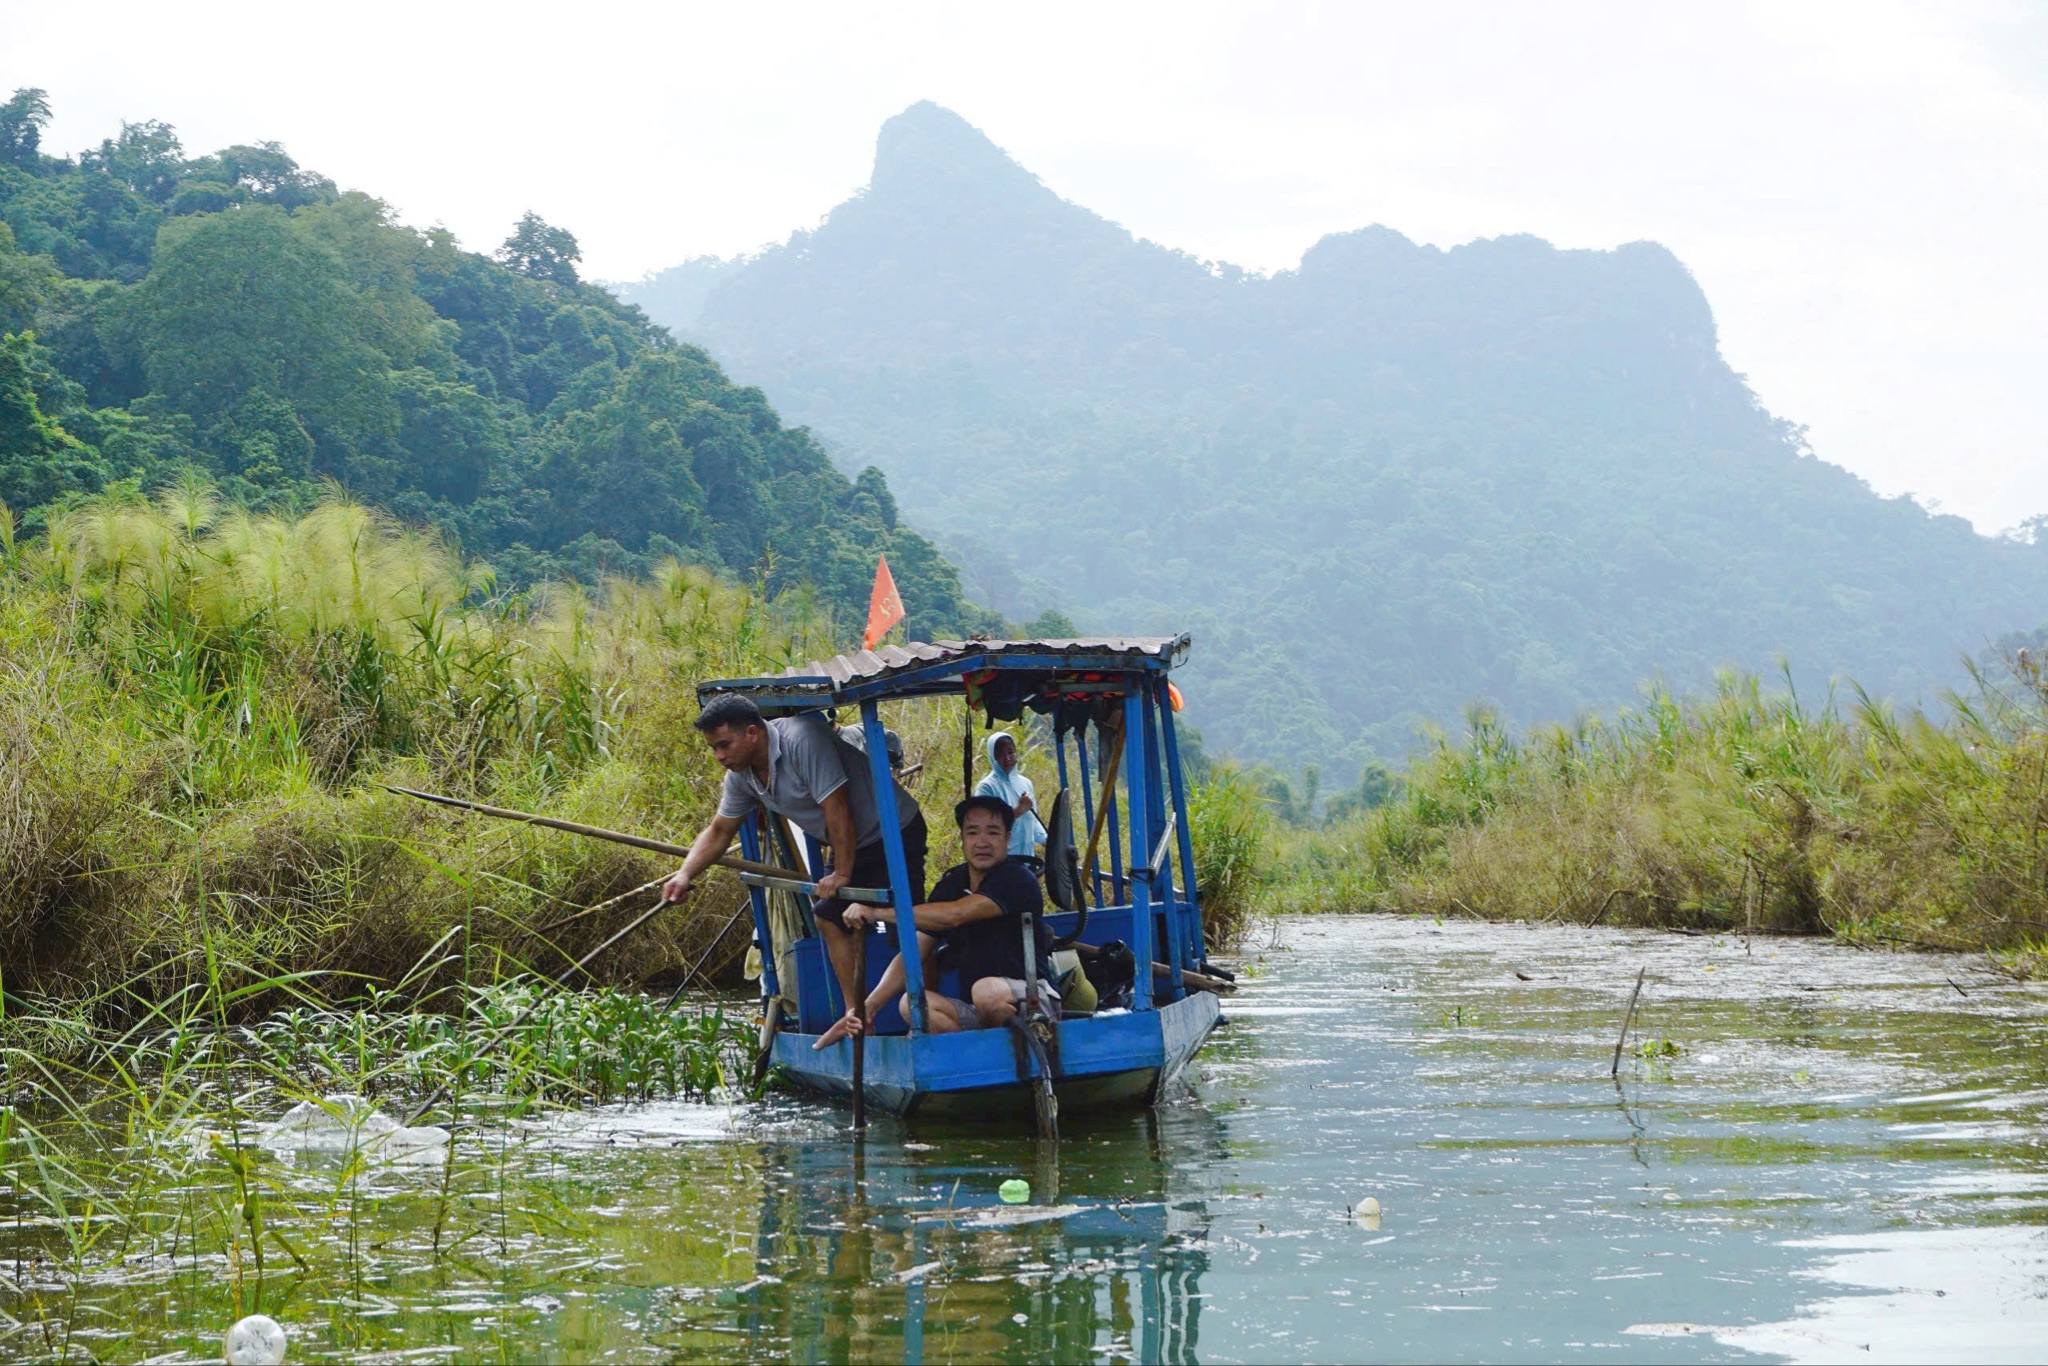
[380,784,888,902]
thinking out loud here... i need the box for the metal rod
[1147,812,1178,880]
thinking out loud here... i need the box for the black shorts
[814,813,927,928]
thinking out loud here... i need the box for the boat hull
[771,990,1221,1119]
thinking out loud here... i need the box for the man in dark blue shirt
[815,795,1056,1045]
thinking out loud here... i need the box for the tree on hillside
[82,121,186,203]
[0,332,103,511]
[0,89,52,169]
[497,212,580,285]
[135,207,394,481]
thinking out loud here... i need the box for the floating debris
[999,1179,1031,1204]
[223,1313,287,1364]
[260,1095,449,1162]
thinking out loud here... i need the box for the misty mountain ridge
[622,101,2047,778]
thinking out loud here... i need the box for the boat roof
[698,635,1190,714]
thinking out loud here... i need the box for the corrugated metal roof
[698,635,1190,706]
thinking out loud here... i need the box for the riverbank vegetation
[0,479,848,1015]
[1254,671,2048,974]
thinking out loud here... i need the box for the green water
[5,916,2046,1363]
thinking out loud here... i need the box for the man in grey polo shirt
[662,694,926,1031]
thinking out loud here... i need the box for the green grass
[0,479,849,1013]
[1263,671,2048,967]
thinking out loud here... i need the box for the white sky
[5,0,2044,532]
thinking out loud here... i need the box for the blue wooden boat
[697,635,1227,1122]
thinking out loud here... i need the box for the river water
[14,916,2048,1363]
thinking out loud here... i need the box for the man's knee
[970,977,1014,1015]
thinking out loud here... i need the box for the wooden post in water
[851,928,869,1131]
[1611,967,1646,1077]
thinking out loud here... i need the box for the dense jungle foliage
[628,101,2048,781]
[0,89,991,639]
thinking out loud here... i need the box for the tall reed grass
[1270,670,2048,971]
[0,479,845,1013]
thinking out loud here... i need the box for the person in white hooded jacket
[974,731,1049,866]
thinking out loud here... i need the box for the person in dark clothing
[815,795,1057,1044]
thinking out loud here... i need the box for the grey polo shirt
[716,713,918,847]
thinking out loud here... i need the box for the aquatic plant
[0,936,751,1356]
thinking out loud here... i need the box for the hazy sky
[6,1,2044,532]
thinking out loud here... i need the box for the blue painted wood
[861,698,928,1033]
[737,819,782,1011]
[1142,688,1187,987]
[1158,678,1206,964]
[737,816,781,1008]
[773,990,1221,1117]
[1123,690,1156,1010]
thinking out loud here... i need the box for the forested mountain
[624,101,2048,779]
[0,89,989,638]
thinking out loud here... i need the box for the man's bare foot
[813,1008,866,1049]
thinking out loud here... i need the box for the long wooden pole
[381,784,888,902]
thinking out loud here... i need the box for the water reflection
[714,1106,1221,1363]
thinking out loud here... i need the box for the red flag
[862,555,906,651]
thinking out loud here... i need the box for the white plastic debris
[1351,1196,1382,1230]
[262,1095,394,1152]
[223,1312,287,1365]
[259,1094,448,1162]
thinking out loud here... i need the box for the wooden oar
[380,784,889,902]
